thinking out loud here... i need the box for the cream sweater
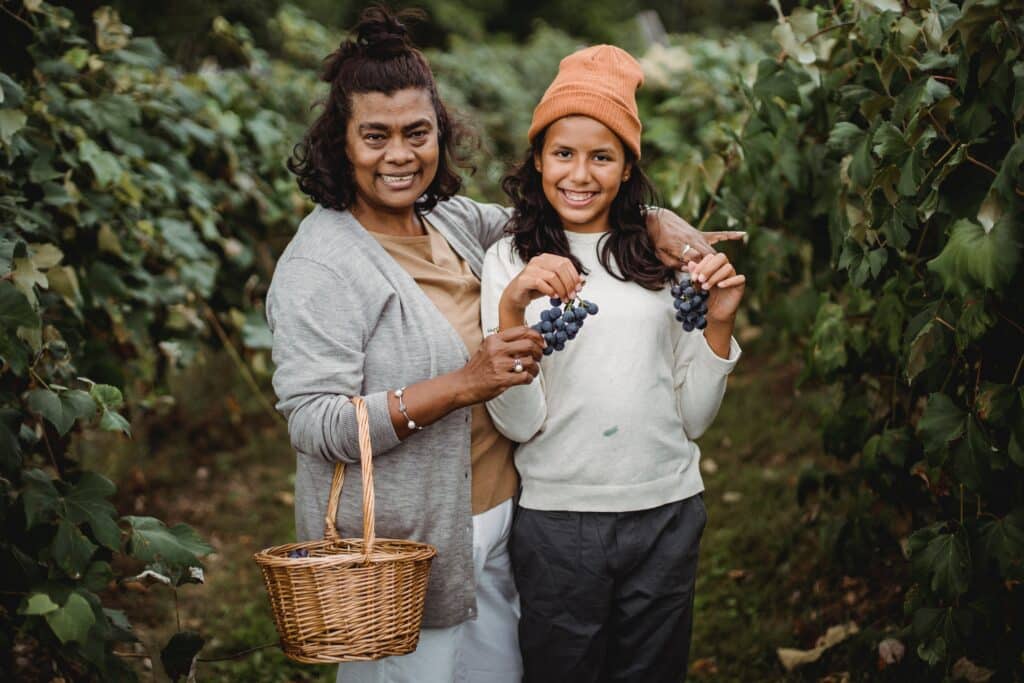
[480,231,741,512]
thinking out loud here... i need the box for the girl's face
[535,115,632,234]
[345,88,440,218]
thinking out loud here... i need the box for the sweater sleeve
[267,257,401,463]
[480,240,548,442]
[673,329,742,440]
[436,195,512,251]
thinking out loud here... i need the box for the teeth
[563,190,594,201]
[381,174,414,183]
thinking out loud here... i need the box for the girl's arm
[673,254,746,439]
[480,241,579,442]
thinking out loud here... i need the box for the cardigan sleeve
[434,195,512,251]
[672,329,742,440]
[480,239,548,442]
[267,256,401,463]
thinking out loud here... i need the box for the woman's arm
[268,257,544,462]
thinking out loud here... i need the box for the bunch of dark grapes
[287,548,310,559]
[530,296,599,356]
[671,272,708,332]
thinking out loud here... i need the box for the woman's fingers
[705,231,747,246]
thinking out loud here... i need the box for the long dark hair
[502,129,674,290]
[287,6,472,212]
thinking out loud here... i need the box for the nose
[569,157,589,184]
[384,139,414,166]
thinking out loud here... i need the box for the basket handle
[322,396,375,558]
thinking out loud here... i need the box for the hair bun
[354,6,418,58]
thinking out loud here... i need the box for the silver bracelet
[394,387,423,431]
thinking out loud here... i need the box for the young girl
[480,45,745,682]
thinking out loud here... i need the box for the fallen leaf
[777,622,859,671]
[700,457,719,475]
[275,491,294,506]
[727,569,749,581]
[722,491,743,504]
[690,657,718,676]
[878,638,905,666]
[952,657,994,682]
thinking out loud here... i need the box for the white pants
[337,498,522,683]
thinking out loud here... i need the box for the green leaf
[22,468,60,528]
[27,388,97,436]
[161,630,206,682]
[906,319,948,383]
[0,72,26,107]
[827,122,866,152]
[89,384,123,410]
[125,516,213,568]
[53,519,98,578]
[0,109,27,146]
[45,592,96,644]
[0,280,40,330]
[157,219,212,261]
[99,409,131,436]
[927,218,1021,295]
[77,140,123,187]
[872,122,908,160]
[21,592,59,616]
[952,418,989,491]
[850,134,875,187]
[913,526,971,600]
[978,510,1024,578]
[65,473,121,551]
[918,393,966,452]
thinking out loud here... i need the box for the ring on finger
[513,358,524,373]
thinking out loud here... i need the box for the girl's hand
[498,253,582,330]
[456,327,545,404]
[688,253,746,323]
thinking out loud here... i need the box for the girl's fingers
[716,274,746,288]
[705,231,747,245]
[690,253,728,284]
[701,262,736,290]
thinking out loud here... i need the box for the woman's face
[535,115,631,234]
[345,88,440,217]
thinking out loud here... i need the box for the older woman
[267,7,740,683]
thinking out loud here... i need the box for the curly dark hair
[502,129,674,291]
[287,6,472,212]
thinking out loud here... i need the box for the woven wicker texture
[254,396,437,663]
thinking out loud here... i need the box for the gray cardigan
[266,196,510,628]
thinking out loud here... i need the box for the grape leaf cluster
[671,272,708,332]
[530,297,599,356]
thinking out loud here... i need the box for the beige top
[370,223,518,514]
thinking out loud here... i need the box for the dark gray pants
[511,495,706,683]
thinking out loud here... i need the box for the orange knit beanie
[528,45,645,158]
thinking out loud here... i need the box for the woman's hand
[646,209,746,269]
[688,253,746,323]
[497,254,582,330]
[454,326,546,404]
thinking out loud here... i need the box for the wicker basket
[254,396,437,663]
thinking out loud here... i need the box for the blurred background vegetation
[2,0,1021,681]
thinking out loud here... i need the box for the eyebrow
[358,119,435,134]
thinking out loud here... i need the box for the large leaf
[125,516,213,568]
[927,218,1021,295]
[53,518,98,578]
[978,509,1024,578]
[911,525,971,600]
[161,630,206,682]
[65,473,122,551]
[45,592,96,644]
[22,468,60,528]
[918,393,966,453]
[26,388,96,436]
[0,280,40,330]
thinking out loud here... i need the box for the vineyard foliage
[0,3,315,678]
[1,0,1022,679]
